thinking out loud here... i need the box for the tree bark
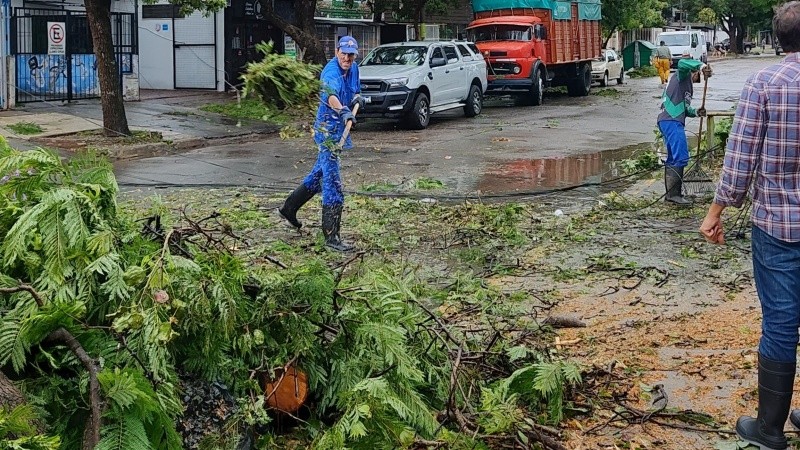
[84,0,131,136]
[262,0,326,65]
[0,370,25,410]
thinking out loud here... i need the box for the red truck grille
[488,61,520,76]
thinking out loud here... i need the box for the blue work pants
[658,120,690,168]
[302,147,344,206]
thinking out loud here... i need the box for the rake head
[682,161,716,197]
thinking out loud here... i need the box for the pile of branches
[0,142,585,450]
[240,41,320,111]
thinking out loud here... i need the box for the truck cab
[468,16,549,106]
[467,0,602,107]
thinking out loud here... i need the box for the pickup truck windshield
[659,35,691,46]
[361,46,427,66]
[470,25,531,42]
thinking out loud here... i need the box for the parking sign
[48,22,66,55]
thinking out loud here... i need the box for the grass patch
[360,181,398,193]
[201,98,287,123]
[7,122,43,135]
[591,88,621,98]
[414,178,445,190]
[627,66,658,78]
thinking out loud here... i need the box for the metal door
[173,12,217,89]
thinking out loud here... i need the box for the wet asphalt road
[115,55,782,198]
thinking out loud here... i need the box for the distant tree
[369,0,461,41]
[698,6,717,25]
[601,0,667,46]
[685,0,779,53]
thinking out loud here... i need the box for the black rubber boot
[277,183,315,229]
[322,204,354,252]
[664,165,692,206]
[736,354,795,450]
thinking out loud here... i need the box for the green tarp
[578,2,601,20]
[553,1,571,19]
[472,0,556,13]
[472,0,601,20]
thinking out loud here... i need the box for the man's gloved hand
[350,94,366,111]
[697,107,707,117]
[702,65,713,79]
[339,106,356,125]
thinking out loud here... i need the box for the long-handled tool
[337,101,361,148]
[683,70,716,196]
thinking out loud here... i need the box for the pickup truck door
[442,44,467,102]
[428,46,449,107]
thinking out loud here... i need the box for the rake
[682,73,717,197]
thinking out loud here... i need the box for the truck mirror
[430,57,447,68]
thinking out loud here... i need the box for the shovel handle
[338,103,360,148]
[696,76,709,154]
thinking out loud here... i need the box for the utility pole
[679,0,684,27]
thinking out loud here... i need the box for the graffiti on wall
[15,54,99,97]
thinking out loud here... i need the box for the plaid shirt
[714,53,800,241]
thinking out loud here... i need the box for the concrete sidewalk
[0,90,279,155]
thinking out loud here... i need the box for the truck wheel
[600,71,608,87]
[405,92,430,130]
[463,84,482,118]
[515,68,544,106]
[530,68,543,106]
[567,64,591,97]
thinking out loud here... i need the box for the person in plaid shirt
[700,2,800,448]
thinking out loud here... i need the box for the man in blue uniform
[277,36,366,252]
[657,57,711,205]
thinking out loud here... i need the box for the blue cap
[338,36,359,54]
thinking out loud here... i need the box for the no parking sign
[47,22,66,55]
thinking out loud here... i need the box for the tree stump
[263,365,308,413]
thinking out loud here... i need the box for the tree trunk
[84,0,131,136]
[0,370,25,410]
[724,17,744,54]
[262,0,326,64]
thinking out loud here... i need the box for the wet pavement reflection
[478,145,646,194]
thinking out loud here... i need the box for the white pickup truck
[357,41,488,130]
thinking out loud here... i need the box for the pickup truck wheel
[463,84,482,118]
[406,92,430,130]
[567,63,591,97]
[600,71,608,87]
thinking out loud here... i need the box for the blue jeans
[302,146,344,206]
[658,120,690,167]
[752,225,800,363]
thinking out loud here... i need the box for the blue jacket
[314,57,360,150]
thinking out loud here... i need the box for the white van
[656,30,707,69]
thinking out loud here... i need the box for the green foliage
[627,65,659,78]
[0,405,61,450]
[6,123,43,135]
[602,0,666,37]
[620,149,660,174]
[241,42,321,111]
[714,117,733,149]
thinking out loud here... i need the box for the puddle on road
[478,143,650,195]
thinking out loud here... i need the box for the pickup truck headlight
[386,77,409,88]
